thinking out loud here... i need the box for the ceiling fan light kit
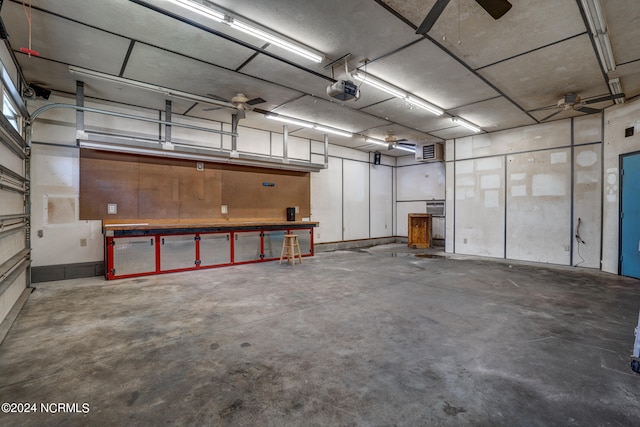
[167,0,323,63]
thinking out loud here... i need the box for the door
[620,152,640,278]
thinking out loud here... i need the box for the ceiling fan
[384,133,413,150]
[529,92,625,122]
[204,92,267,118]
[416,0,512,35]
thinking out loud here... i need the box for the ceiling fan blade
[206,93,230,102]
[540,110,563,122]
[475,0,512,20]
[252,107,270,115]
[574,106,601,114]
[246,97,266,106]
[416,0,450,35]
[584,93,625,104]
[528,105,560,113]
[398,141,415,147]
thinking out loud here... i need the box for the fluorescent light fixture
[394,145,415,153]
[166,0,225,22]
[452,117,481,133]
[266,114,314,128]
[166,0,322,63]
[365,137,389,147]
[69,66,233,108]
[352,71,406,99]
[267,114,352,137]
[580,0,616,72]
[230,20,323,63]
[352,71,443,116]
[406,96,443,116]
[314,125,352,138]
[365,138,414,153]
[608,78,624,104]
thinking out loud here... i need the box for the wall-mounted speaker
[374,151,381,165]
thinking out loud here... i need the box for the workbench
[103,219,318,280]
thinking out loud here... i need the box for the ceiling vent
[415,142,444,162]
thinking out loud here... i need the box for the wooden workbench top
[103,218,318,231]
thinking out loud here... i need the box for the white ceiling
[3,0,639,156]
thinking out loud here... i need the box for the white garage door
[0,67,30,328]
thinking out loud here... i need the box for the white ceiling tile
[478,34,609,112]
[364,39,499,110]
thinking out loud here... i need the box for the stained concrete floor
[0,244,639,426]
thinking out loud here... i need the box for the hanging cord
[574,217,586,267]
[22,0,34,57]
[457,0,461,45]
[356,60,368,91]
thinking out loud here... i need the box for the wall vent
[415,142,444,162]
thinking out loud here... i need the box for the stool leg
[295,239,302,264]
[279,238,287,264]
[289,238,295,266]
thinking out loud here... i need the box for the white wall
[446,103,640,270]
[602,99,640,273]
[310,148,396,244]
[395,156,445,239]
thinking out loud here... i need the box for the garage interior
[0,0,639,424]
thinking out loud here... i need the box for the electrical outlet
[221,205,228,214]
[196,162,204,171]
[107,203,117,214]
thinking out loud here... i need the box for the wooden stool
[279,234,302,266]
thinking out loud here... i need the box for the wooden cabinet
[408,213,432,248]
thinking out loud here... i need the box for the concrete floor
[0,244,639,426]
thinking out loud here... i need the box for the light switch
[221,205,228,214]
[107,203,117,214]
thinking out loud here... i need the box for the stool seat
[280,234,302,266]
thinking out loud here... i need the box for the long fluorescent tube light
[365,137,389,147]
[230,20,323,63]
[452,117,481,133]
[580,0,616,72]
[352,71,443,116]
[266,114,352,138]
[314,125,353,138]
[394,145,415,153]
[166,0,225,22]
[69,66,233,108]
[353,71,405,99]
[266,114,314,128]
[167,0,322,63]
[365,138,415,153]
[608,78,624,104]
[406,96,443,116]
